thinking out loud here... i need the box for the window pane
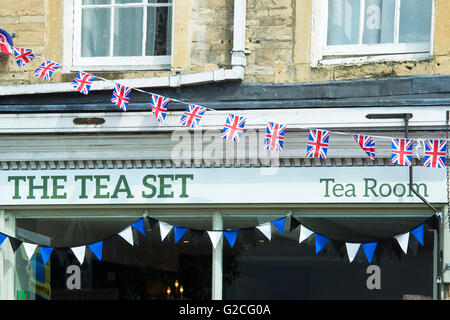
[327,0,360,45]
[82,0,111,4]
[223,216,434,300]
[148,0,172,3]
[399,0,432,43]
[115,0,143,3]
[81,8,111,57]
[14,215,212,300]
[363,0,395,44]
[146,6,172,56]
[113,7,143,56]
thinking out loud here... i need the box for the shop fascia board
[0,105,446,134]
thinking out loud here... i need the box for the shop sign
[0,167,446,205]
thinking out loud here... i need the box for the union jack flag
[353,134,375,160]
[149,94,170,123]
[179,104,207,128]
[14,47,34,67]
[221,114,246,142]
[391,138,413,167]
[33,60,61,80]
[264,122,287,151]
[306,129,330,159]
[71,72,96,95]
[111,83,132,111]
[423,139,446,168]
[0,31,13,55]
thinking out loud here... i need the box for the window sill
[314,52,431,67]
[61,64,172,74]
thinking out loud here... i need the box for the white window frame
[63,0,173,72]
[310,0,435,67]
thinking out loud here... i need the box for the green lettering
[393,183,406,197]
[8,176,26,200]
[94,175,110,199]
[364,178,378,197]
[332,183,344,197]
[51,176,67,199]
[158,174,174,198]
[320,178,335,197]
[175,174,194,198]
[27,176,50,200]
[142,175,157,198]
[379,183,392,197]
[408,183,428,198]
[75,175,93,199]
[111,175,134,199]
[345,183,356,197]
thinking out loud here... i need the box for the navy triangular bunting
[190,229,204,247]
[289,216,301,232]
[8,237,22,253]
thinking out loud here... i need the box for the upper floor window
[69,0,172,71]
[311,0,433,66]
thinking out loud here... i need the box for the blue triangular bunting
[362,242,377,263]
[39,246,53,264]
[131,218,146,236]
[224,229,238,248]
[174,226,188,244]
[0,233,7,245]
[271,217,286,235]
[410,224,424,245]
[88,241,103,261]
[315,234,329,254]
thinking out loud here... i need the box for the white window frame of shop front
[62,0,173,72]
[310,0,435,67]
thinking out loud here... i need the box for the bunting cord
[9,51,448,143]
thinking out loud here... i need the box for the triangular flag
[190,229,205,247]
[174,226,188,244]
[88,241,103,261]
[410,224,424,245]
[256,222,272,241]
[207,231,222,248]
[395,232,409,254]
[0,233,7,245]
[159,221,173,241]
[362,242,377,263]
[55,248,70,267]
[9,237,23,253]
[224,229,238,248]
[71,245,86,265]
[147,217,158,230]
[271,217,286,235]
[131,218,146,236]
[240,227,255,245]
[345,243,361,263]
[299,225,314,244]
[23,242,38,260]
[118,226,134,246]
[290,216,301,232]
[315,234,329,254]
[39,246,53,265]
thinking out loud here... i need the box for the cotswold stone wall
[0,0,449,85]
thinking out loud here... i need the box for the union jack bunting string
[33,60,61,81]
[353,134,375,160]
[221,114,247,142]
[306,129,330,159]
[0,31,13,55]
[264,122,287,152]
[391,138,413,167]
[13,47,35,67]
[111,83,132,112]
[423,139,446,168]
[149,94,171,123]
[179,104,207,128]
[72,72,96,95]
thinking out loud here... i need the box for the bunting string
[0,212,440,265]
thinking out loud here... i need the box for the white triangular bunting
[71,245,86,265]
[345,243,360,263]
[118,226,134,246]
[207,231,223,248]
[159,221,173,241]
[299,225,314,244]
[256,222,272,241]
[395,232,410,254]
[23,242,37,260]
